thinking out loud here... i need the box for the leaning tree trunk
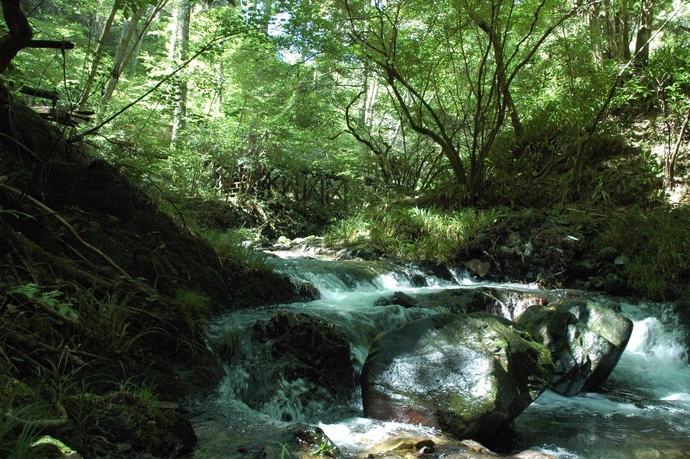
[79,0,123,110]
[0,0,32,73]
[98,5,145,120]
[0,0,74,74]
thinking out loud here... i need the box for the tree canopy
[0,0,688,207]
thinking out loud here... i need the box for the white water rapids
[192,256,690,458]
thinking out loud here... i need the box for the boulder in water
[516,300,633,396]
[252,312,357,402]
[361,312,554,443]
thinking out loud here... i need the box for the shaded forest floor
[0,85,300,458]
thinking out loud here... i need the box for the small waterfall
[515,299,690,459]
[610,303,690,403]
[264,256,464,297]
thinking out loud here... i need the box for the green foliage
[89,290,162,356]
[114,369,159,407]
[618,37,690,115]
[596,206,690,299]
[8,283,80,322]
[0,207,33,219]
[0,377,56,459]
[202,227,269,271]
[173,288,212,338]
[0,407,42,459]
[326,203,501,261]
[277,441,292,459]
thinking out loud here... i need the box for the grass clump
[174,288,212,339]
[202,228,269,271]
[326,204,501,261]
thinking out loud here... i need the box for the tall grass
[1,400,44,459]
[201,228,269,271]
[326,205,501,261]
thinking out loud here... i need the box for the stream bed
[191,256,690,458]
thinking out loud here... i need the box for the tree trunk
[98,5,145,120]
[463,2,524,139]
[127,4,163,76]
[79,0,123,110]
[589,3,604,65]
[0,0,32,74]
[634,0,653,66]
[170,0,192,148]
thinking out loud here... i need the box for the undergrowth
[201,227,270,271]
[326,204,502,261]
[596,206,690,300]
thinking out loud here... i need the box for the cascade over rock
[516,299,633,396]
[360,312,554,443]
[251,312,357,403]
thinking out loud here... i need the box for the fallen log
[28,105,95,126]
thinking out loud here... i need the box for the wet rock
[252,312,357,400]
[374,296,391,306]
[293,281,321,301]
[413,260,455,282]
[463,259,491,277]
[294,426,341,457]
[366,437,436,457]
[408,289,486,314]
[411,273,427,287]
[408,287,565,320]
[516,300,633,396]
[361,312,554,444]
[363,436,555,459]
[391,291,416,308]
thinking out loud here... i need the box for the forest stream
[189,253,690,459]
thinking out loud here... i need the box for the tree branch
[28,39,75,50]
[0,1,75,73]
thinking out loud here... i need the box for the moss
[0,375,62,422]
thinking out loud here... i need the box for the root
[0,182,132,280]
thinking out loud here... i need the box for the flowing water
[192,255,690,458]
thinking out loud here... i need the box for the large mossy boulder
[516,300,633,396]
[360,312,554,443]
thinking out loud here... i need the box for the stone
[517,300,633,396]
[252,312,357,401]
[464,259,491,277]
[391,291,416,308]
[361,312,554,443]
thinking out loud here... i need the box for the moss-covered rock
[517,300,633,395]
[60,390,196,458]
[360,312,554,444]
